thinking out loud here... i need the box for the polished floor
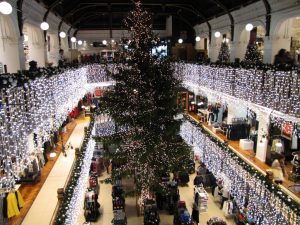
[79,169,235,225]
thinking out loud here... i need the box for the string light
[0,67,88,189]
[180,118,300,224]
[173,63,300,119]
[65,138,95,225]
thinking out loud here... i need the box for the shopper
[192,202,199,225]
[274,49,294,69]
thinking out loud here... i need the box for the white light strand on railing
[173,63,300,119]
[180,120,298,225]
[65,138,95,225]
[0,67,88,189]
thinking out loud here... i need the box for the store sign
[95,88,103,96]
[282,122,293,140]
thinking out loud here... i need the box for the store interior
[0,1,300,225]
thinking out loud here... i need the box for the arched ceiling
[38,0,260,30]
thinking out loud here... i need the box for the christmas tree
[218,41,230,63]
[244,43,262,64]
[99,1,191,195]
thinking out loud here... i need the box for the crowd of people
[273,48,295,69]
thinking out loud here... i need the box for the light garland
[174,63,300,119]
[55,118,95,225]
[0,62,299,190]
[0,67,88,188]
[65,138,95,225]
[180,116,300,224]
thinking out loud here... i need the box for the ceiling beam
[261,0,271,36]
[43,0,62,21]
[208,0,234,41]
[17,0,24,36]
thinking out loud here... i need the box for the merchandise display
[194,184,208,212]
[144,199,160,225]
[112,210,127,225]
[181,118,300,224]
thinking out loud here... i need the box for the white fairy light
[0,67,88,189]
[65,138,95,225]
[180,119,298,224]
[173,63,300,120]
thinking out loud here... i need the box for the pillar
[255,110,270,162]
[263,37,272,64]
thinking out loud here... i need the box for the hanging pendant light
[245,23,254,31]
[40,21,49,31]
[214,31,221,38]
[0,1,13,15]
[59,31,66,38]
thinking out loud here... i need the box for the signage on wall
[282,122,293,140]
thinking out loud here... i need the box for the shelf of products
[194,185,208,212]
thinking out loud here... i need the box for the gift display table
[239,139,254,150]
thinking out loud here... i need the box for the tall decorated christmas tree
[244,43,262,64]
[218,41,230,63]
[99,0,191,197]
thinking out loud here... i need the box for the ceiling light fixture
[195,36,201,42]
[59,31,66,38]
[71,37,76,43]
[245,23,254,31]
[78,40,83,45]
[214,31,221,38]
[40,21,49,31]
[0,1,13,15]
[178,38,183,44]
[102,40,107,45]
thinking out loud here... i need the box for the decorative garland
[54,117,95,225]
[174,63,300,118]
[180,115,300,224]
[0,67,88,189]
